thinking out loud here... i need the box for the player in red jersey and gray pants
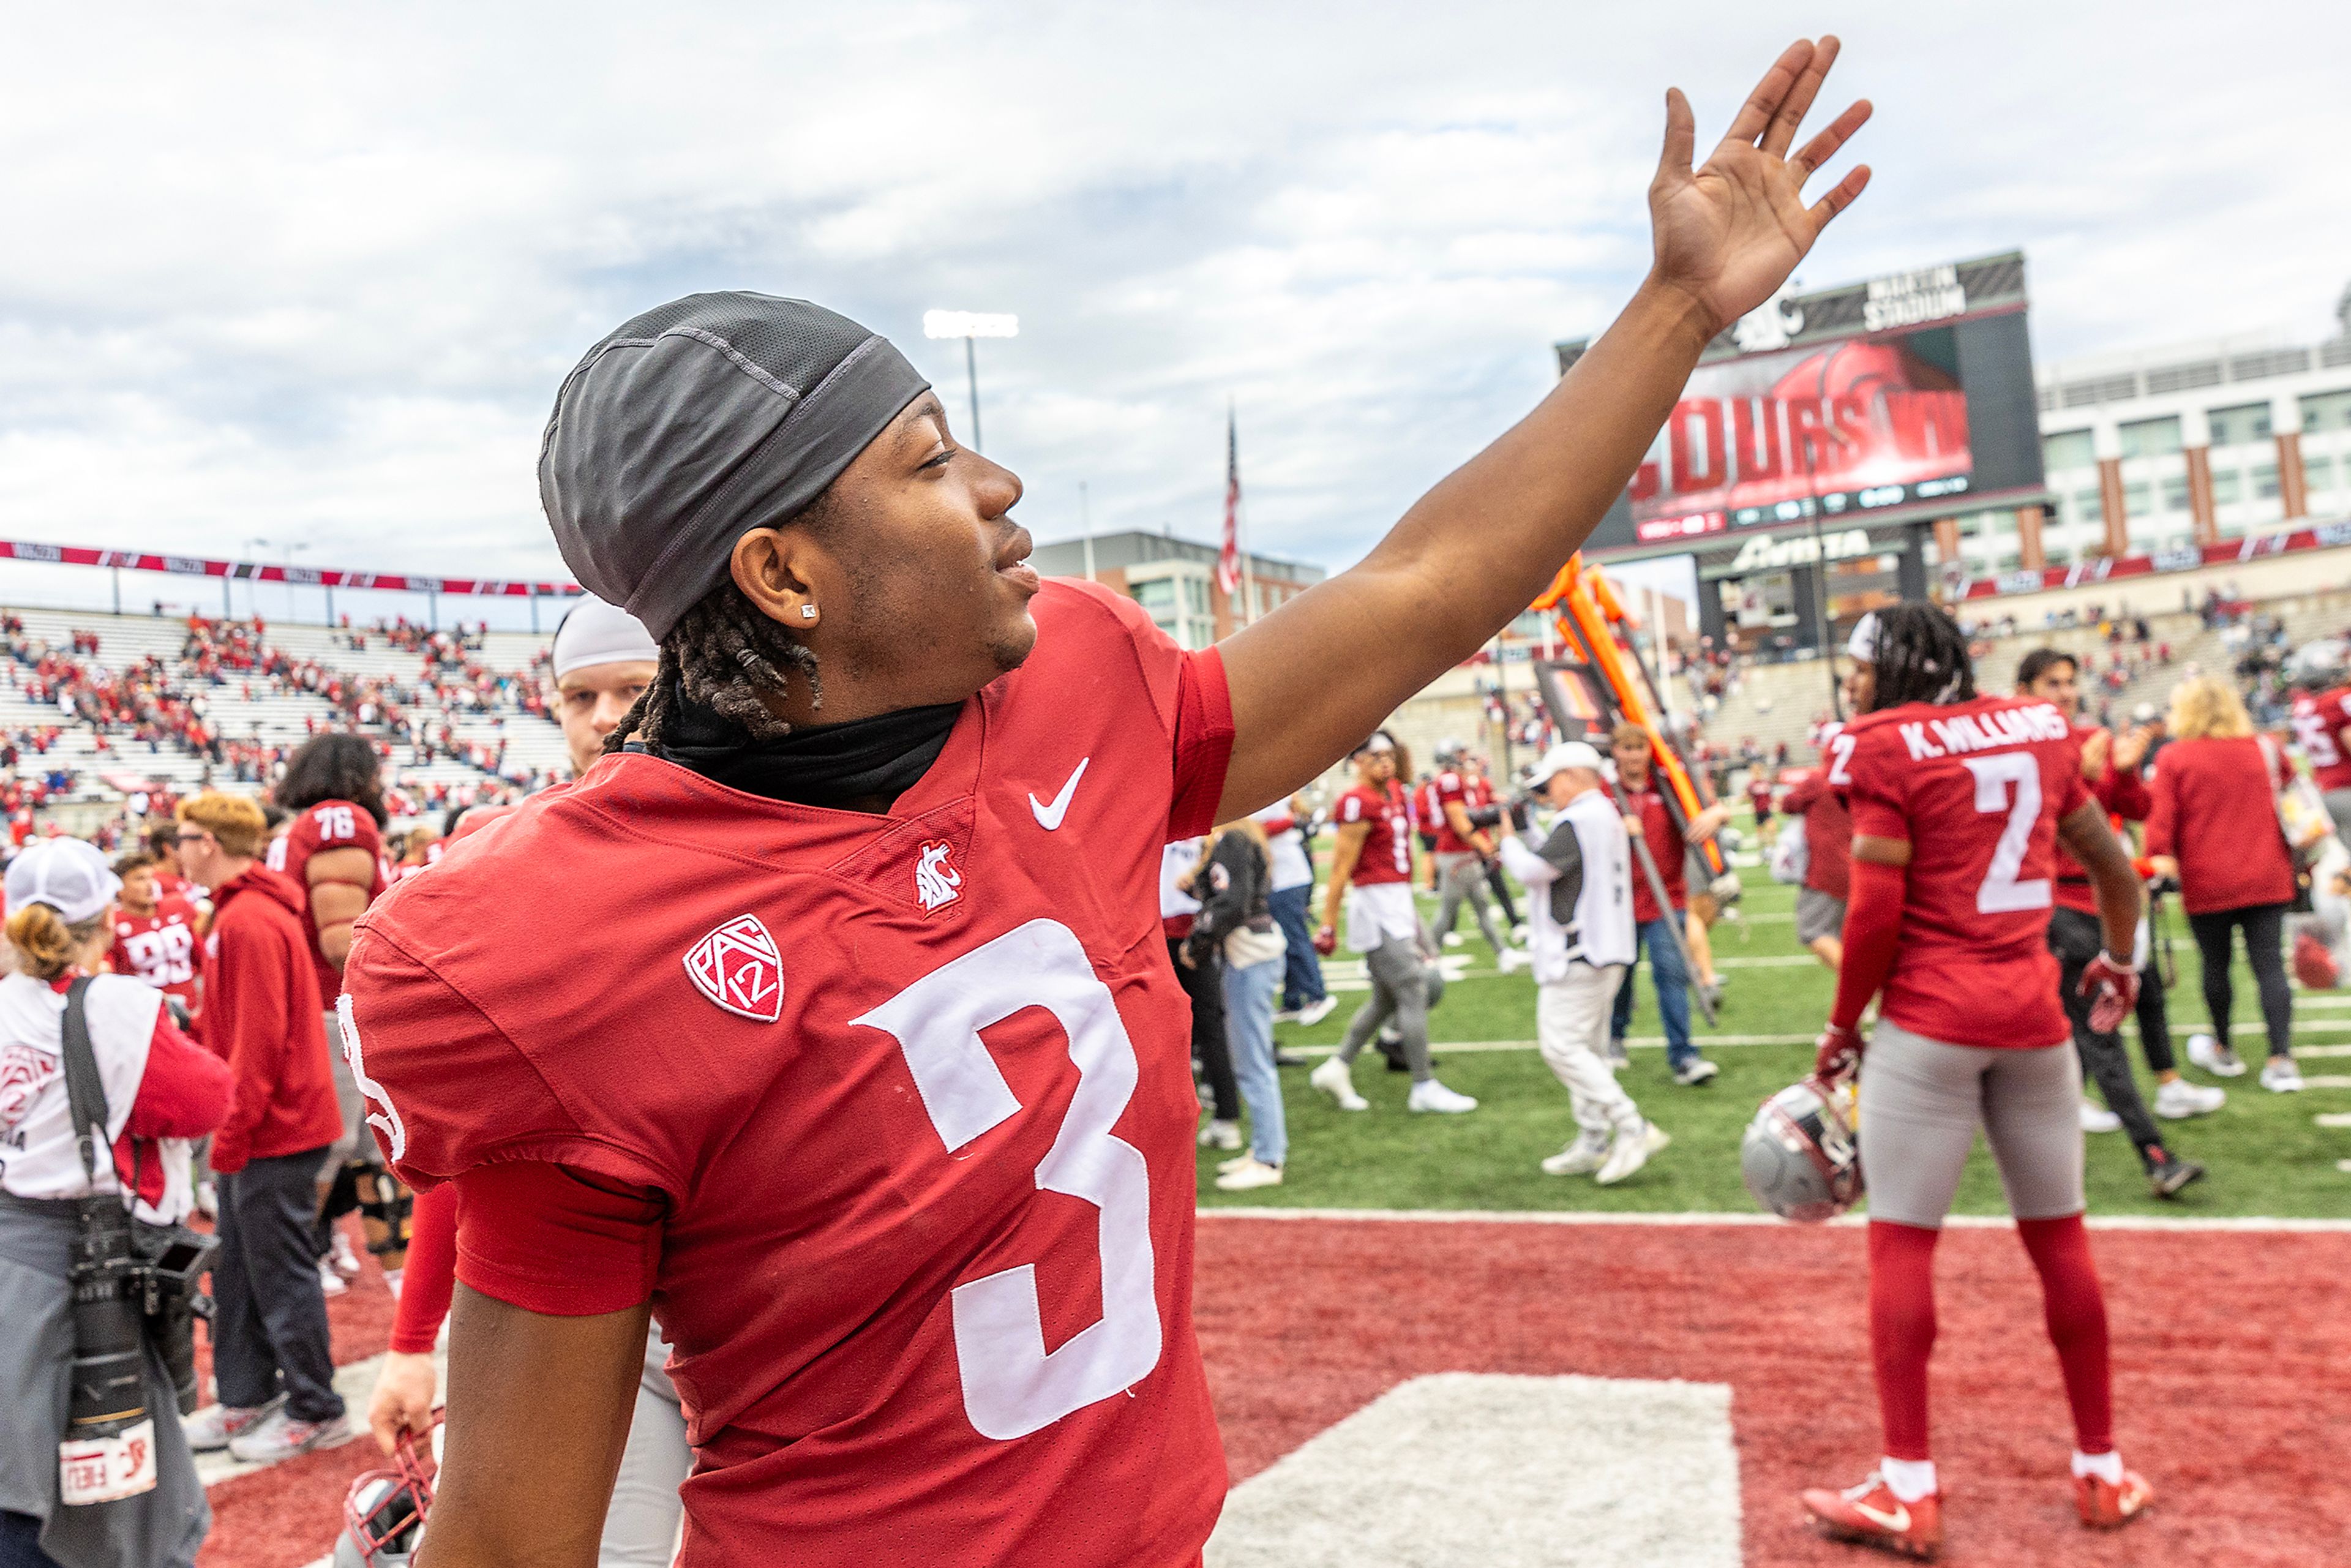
[1801,605,2156,1559]
[336,43,1875,1566]
[1310,733,1478,1114]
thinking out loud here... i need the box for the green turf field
[1196,863,2351,1219]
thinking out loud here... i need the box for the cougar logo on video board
[684,914,785,1023]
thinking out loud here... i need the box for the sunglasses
[174,832,210,846]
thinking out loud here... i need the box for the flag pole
[1231,400,1257,626]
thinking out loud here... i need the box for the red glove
[1313,925,1338,957]
[2080,952,2140,1035]
[1813,1022,1865,1084]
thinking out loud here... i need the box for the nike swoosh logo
[1853,1500,1911,1533]
[1029,757,1091,831]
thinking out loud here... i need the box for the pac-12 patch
[684,913,785,1022]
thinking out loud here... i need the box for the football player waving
[340,39,1872,1568]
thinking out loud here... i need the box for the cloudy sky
[1,0,2345,620]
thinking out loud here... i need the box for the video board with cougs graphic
[1560,252,2047,559]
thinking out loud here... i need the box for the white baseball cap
[1528,740,1606,787]
[551,595,659,682]
[5,838,122,925]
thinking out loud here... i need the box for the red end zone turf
[1195,1214,2351,1567]
[201,1215,2351,1566]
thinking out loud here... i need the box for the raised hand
[1649,37,1872,338]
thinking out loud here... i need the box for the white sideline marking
[1281,1021,2351,1059]
[1206,1373,1740,1568]
[1199,1206,2351,1234]
[2315,1113,2351,1128]
[2304,1075,2351,1089]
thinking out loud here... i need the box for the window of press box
[2074,489,2103,523]
[2301,389,2351,433]
[1133,579,1177,612]
[2118,416,2183,459]
[2213,471,2243,505]
[2123,481,2153,517]
[2041,429,2095,470]
[2206,402,2273,446]
[2160,477,2190,512]
[2252,464,2281,500]
[2308,456,2338,491]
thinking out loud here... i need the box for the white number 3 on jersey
[852,919,1161,1441]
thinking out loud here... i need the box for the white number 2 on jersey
[851,918,1160,1441]
[1962,752,2052,913]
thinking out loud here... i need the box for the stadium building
[1566,258,2351,656]
[1027,529,1323,650]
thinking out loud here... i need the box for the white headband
[552,595,659,681]
[1846,612,1880,664]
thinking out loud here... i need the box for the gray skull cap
[539,291,931,642]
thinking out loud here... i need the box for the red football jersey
[1338,782,1414,884]
[108,895,203,1007]
[267,798,386,999]
[2292,687,2351,792]
[339,581,1233,1567]
[1836,693,2090,1048]
[1430,770,1476,854]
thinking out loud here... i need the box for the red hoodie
[203,863,345,1172]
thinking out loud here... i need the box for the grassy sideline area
[1196,863,2351,1220]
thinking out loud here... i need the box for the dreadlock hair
[1862,601,1978,712]
[604,576,823,755]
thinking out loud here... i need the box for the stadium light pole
[923,310,1018,454]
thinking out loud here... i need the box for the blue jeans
[1267,885,1327,1008]
[1610,915,1695,1068]
[1222,955,1288,1166]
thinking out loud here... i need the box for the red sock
[2017,1214,2113,1454]
[1868,1220,1940,1461]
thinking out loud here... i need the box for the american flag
[1215,405,1241,598]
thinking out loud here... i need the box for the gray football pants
[1859,1021,2086,1229]
[602,1323,690,1567]
[1335,934,1433,1082]
[1433,851,1509,954]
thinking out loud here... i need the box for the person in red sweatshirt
[2144,675,2303,1092]
[171,792,353,1464]
[1780,721,1852,972]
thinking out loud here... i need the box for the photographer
[1,838,233,1568]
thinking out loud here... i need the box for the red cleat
[2075,1467,2154,1529]
[1802,1472,1943,1559]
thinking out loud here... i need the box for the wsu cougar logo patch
[685,914,785,1022]
[914,841,963,913]
[1,1043,58,1135]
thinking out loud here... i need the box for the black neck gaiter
[647,680,962,812]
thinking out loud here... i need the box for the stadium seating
[2,605,569,816]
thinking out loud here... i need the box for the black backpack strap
[59,975,111,1187]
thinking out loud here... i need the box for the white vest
[1507,791,1636,983]
[0,971,192,1224]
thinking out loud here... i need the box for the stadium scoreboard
[1561,250,2046,564]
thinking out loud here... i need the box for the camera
[61,1196,217,1505]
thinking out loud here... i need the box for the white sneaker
[2154,1078,2226,1119]
[1540,1131,1611,1177]
[1513,923,1531,943]
[2080,1098,2123,1134]
[1198,1118,1243,1150]
[1406,1079,1478,1114]
[1498,948,1530,974]
[329,1230,362,1278]
[1442,931,1466,948]
[1597,1121,1670,1185]
[2187,1032,2247,1077]
[1271,1007,1301,1024]
[318,1260,349,1297]
[1295,996,1338,1028]
[195,1179,218,1220]
[227,1406,356,1464]
[1217,1152,1257,1173]
[1215,1156,1284,1191]
[2262,1057,2306,1093]
[183,1397,280,1454]
[1310,1056,1368,1111]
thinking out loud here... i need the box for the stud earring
[800,605,817,620]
